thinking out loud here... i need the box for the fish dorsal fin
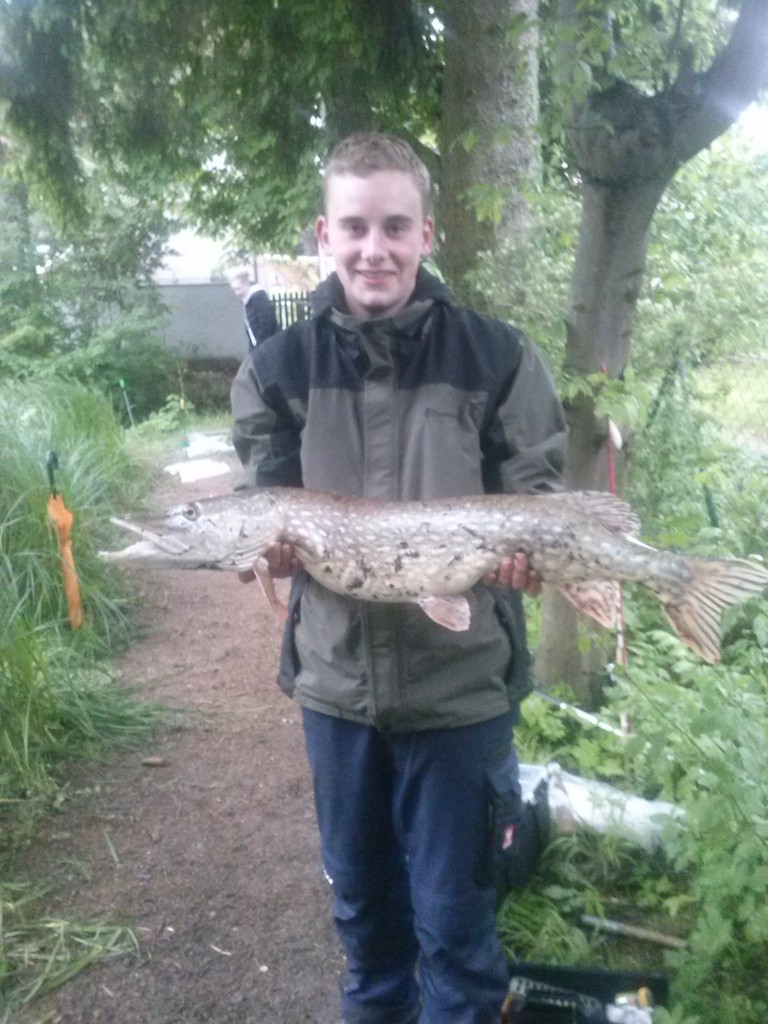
[416,594,471,631]
[567,491,641,537]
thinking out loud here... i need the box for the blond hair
[227,267,252,285]
[323,133,431,214]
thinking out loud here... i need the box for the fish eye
[182,502,202,521]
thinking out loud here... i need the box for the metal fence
[271,291,312,329]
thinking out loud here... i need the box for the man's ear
[421,216,435,256]
[316,215,331,254]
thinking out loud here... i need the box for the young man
[231,133,567,1024]
[228,267,280,350]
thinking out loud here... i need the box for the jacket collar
[310,265,451,319]
[329,299,434,339]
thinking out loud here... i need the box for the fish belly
[301,527,501,602]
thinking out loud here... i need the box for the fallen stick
[581,914,687,949]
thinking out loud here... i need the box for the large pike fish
[99,487,768,664]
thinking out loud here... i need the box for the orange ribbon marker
[46,452,83,631]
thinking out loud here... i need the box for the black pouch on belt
[488,755,550,898]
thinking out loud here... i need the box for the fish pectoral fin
[416,594,471,631]
[557,581,620,630]
[252,557,288,623]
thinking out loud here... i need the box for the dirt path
[17,455,344,1024]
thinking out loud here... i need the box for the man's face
[317,170,434,318]
[230,276,249,300]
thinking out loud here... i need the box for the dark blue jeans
[302,707,517,1024]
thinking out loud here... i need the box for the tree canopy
[3,2,768,265]
[1,0,440,249]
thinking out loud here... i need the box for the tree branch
[669,0,768,162]
[571,0,768,190]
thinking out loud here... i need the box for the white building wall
[158,283,247,361]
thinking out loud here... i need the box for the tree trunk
[535,0,768,692]
[536,162,719,696]
[438,0,540,299]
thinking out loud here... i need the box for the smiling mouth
[358,270,393,283]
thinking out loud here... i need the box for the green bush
[498,363,768,1022]
[468,181,579,374]
[51,329,181,425]
[0,377,169,861]
[181,360,239,415]
[607,631,768,1023]
[0,602,163,814]
[0,378,153,650]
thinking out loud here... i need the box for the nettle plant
[507,380,768,1021]
[605,632,768,1024]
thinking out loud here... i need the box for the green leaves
[1,0,440,250]
[559,366,651,431]
[462,182,507,226]
[603,636,768,1019]
[504,425,768,1018]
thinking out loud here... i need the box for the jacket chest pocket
[399,390,486,498]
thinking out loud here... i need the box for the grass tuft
[0,882,139,1015]
[0,380,197,1011]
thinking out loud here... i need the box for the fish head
[99,491,281,571]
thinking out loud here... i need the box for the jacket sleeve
[244,289,280,346]
[484,338,567,495]
[230,352,303,490]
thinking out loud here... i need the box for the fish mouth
[103,517,191,557]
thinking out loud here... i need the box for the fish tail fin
[662,558,768,664]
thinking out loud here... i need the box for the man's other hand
[237,543,304,584]
[484,552,542,597]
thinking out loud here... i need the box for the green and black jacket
[231,268,567,731]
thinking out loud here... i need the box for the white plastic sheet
[520,762,682,852]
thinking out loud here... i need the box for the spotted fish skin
[100,487,768,663]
